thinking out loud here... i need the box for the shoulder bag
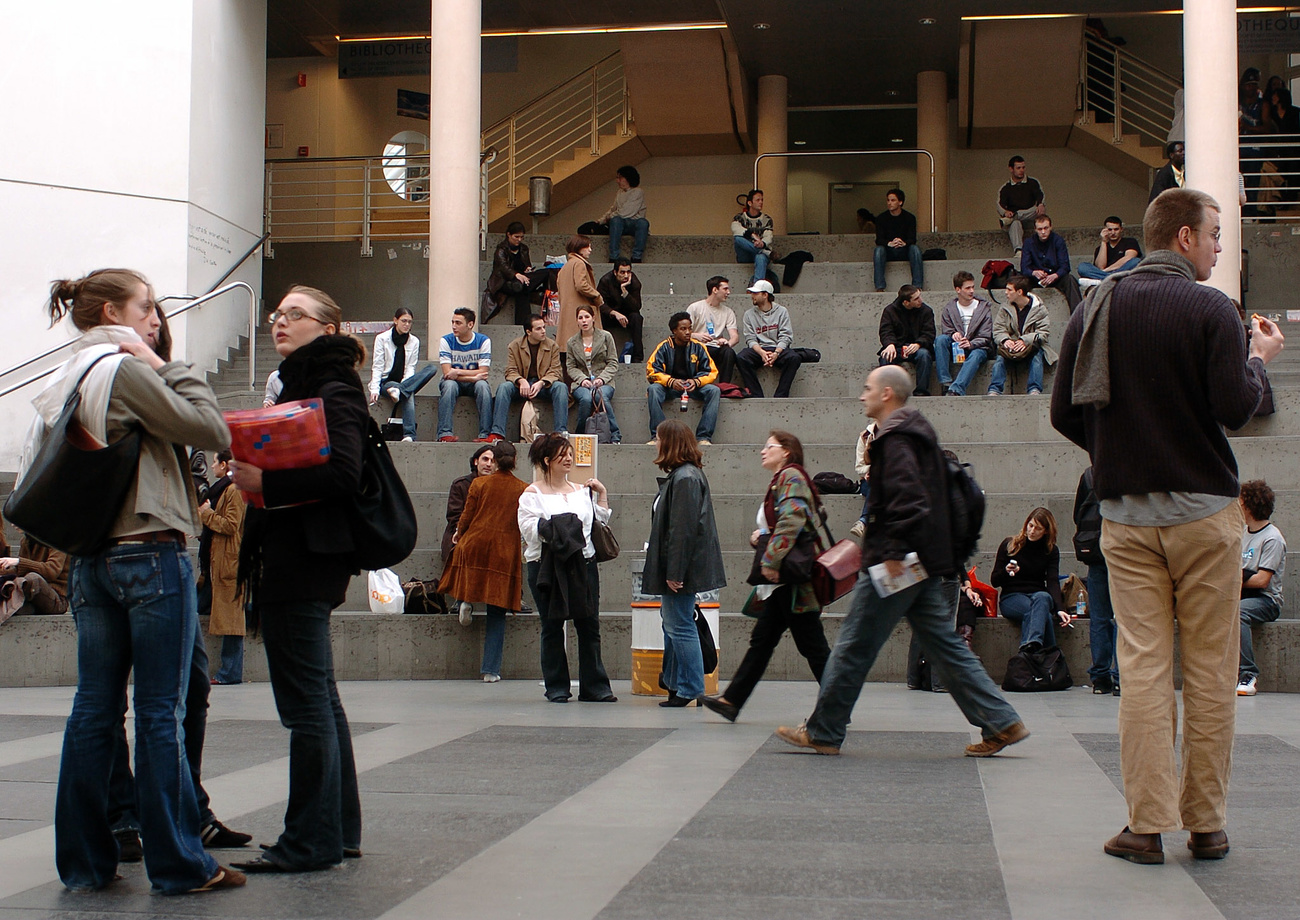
[588,488,619,562]
[583,387,614,444]
[348,417,418,570]
[4,354,141,556]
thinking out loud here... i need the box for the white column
[428,0,482,349]
[1183,0,1240,299]
[916,71,949,233]
[756,75,788,233]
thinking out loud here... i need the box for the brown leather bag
[811,539,862,606]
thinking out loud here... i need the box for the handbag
[589,489,619,562]
[1001,645,1073,692]
[582,388,614,443]
[810,539,861,606]
[402,579,447,615]
[348,417,418,571]
[694,605,719,674]
[4,354,142,556]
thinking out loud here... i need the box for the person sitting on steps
[876,284,936,396]
[687,275,740,387]
[731,188,775,287]
[935,271,994,397]
[988,274,1056,396]
[435,307,494,443]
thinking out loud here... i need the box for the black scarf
[387,325,409,383]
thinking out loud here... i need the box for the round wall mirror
[383,131,430,201]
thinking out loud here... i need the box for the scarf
[388,325,409,382]
[1071,250,1196,409]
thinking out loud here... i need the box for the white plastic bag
[368,568,404,613]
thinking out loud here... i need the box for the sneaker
[1237,675,1258,696]
[473,437,494,443]
[458,601,473,626]
[940,385,950,396]
[698,439,712,446]
[114,827,143,863]
[850,520,866,539]
[964,721,1030,757]
[645,439,658,445]
[401,436,414,442]
[1091,677,1113,695]
[1027,387,1043,396]
[201,819,253,848]
[482,673,501,683]
[986,389,1002,396]
[187,866,247,893]
[438,435,459,443]
[775,722,840,755]
[385,386,401,402]
[486,433,506,443]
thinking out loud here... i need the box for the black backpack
[1002,645,1073,692]
[945,456,986,567]
[1073,468,1103,565]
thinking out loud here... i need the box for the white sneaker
[850,520,866,539]
[386,386,401,402]
[1237,676,1258,696]
[482,673,501,683]
[458,601,473,626]
[401,436,414,442]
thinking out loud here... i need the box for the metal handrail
[753,150,937,232]
[0,282,260,400]
[1239,136,1300,223]
[1079,33,1180,148]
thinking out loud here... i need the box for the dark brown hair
[1240,480,1275,520]
[47,268,152,331]
[529,432,573,474]
[1143,187,1219,251]
[566,235,592,255]
[653,420,703,472]
[767,429,804,468]
[1008,507,1057,554]
[489,439,517,473]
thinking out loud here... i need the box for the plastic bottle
[952,340,965,364]
[706,319,715,337]
[668,282,675,295]
[1076,588,1086,619]
[680,390,690,412]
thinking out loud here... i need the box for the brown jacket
[505,335,563,386]
[555,253,604,347]
[13,536,68,599]
[198,479,247,636]
[437,471,527,610]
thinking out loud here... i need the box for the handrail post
[263,164,275,259]
[590,66,600,156]
[1112,52,1123,144]
[361,158,373,257]
[621,83,630,136]
[1077,37,1088,117]
[507,116,517,207]
[248,286,258,391]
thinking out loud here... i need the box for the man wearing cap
[736,280,802,399]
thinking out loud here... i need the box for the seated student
[1078,216,1143,281]
[997,155,1046,254]
[687,276,740,386]
[855,207,875,235]
[936,271,995,397]
[876,284,936,396]
[992,508,1072,652]
[491,314,569,440]
[484,222,548,324]
[645,312,720,445]
[1020,214,1081,311]
[596,258,645,362]
[988,274,1056,396]
[0,533,68,626]
[436,307,494,443]
[872,188,924,292]
[599,165,649,263]
[565,305,622,443]
[369,307,422,442]
[1238,479,1287,697]
[731,188,774,286]
[735,280,801,398]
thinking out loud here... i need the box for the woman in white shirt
[517,433,617,703]
[368,308,420,441]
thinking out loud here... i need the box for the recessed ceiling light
[885,90,899,97]
[891,138,904,143]
[753,22,770,30]
[919,17,936,25]
[792,140,807,146]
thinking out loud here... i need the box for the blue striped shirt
[438,332,492,370]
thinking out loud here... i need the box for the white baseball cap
[746,280,774,294]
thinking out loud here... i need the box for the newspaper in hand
[867,553,928,597]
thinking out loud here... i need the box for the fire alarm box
[297,146,309,157]
[297,72,307,87]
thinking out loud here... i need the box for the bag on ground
[1002,645,1072,692]
[368,568,404,613]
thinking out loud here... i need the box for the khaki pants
[1101,501,1243,834]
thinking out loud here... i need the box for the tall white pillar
[1183,0,1240,299]
[756,75,788,233]
[916,71,949,233]
[428,0,482,348]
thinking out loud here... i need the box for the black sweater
[878,297,936,353]
[1050,269,1264,501]
[874,209,918,248]
[991,537,1064,611]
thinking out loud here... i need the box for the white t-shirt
[957,303,976,336]
[517,482,613,563]
[687,300,737,340]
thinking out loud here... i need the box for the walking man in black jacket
[777,364,1028,756]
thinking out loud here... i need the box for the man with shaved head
[776,366,1027,757]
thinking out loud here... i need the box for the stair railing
[1079,32,1181,148]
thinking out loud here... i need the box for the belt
[111,530,187,548]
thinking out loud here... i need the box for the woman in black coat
[230,285,367,873]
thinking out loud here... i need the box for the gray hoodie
[742,302,794,350]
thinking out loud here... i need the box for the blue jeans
[259,598,361,869]
[934,336,990,396]
[1087,563,1118,685]
[987,348,1044,394]
[572,383,621,441]
[213,634,244,684]
[438,378,493,439]
[873,244,925,290]
[608,216,650,261]
[1000,591,1056,648]
[1078,257,1140,280]
[805,574,1021,747]
[660,590,705,699]
[492,379,570,436]
[389,363,439,439]
[56,543,217,894]
[647,383,720,440]
[733,236,771,286]
[879,348,934,396]
[857,478,870,525]
[1239,595,1281,679]
[482,605,506,676]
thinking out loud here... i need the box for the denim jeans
[259,598,361,869]
[1000,590,1056,648]
[1087,563,1118,685]
[389,363,439,439]
[438,378,493,439]
[1078,257,1140,280]
[879,348,934,396]
[572,383,621,441]
[608,216,650,261]
[934,336,990,396]
[1239,595,1281,679]
[857,478,871,524]
[528,560,614,701]
[806,574,1020,747]
[213,634,244,684]
[907,576,960,691]
[988,348,1045,394]
[873,244,925,290]
[482,605,506,676]
[733,236,771,286]
[660,589,705,699]
[492,379,570,437]
[647,383,720,440]
[56,543,218,894]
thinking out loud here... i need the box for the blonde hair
[281,284,367,366]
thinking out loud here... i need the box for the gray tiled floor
[0,680,1298,920]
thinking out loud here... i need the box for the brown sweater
[13,536,68,599]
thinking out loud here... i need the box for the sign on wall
[1238,14,1300,54]
[339,40,430,78]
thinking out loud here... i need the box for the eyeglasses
[267,308,329,327]
[1192,227,1222,242]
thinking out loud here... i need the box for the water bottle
[706,319,715,337]
[668,282,675,295]
[622,341,633,364]
[680,390,690,412]
[1075,588,1086,619]
[952,340,965,365]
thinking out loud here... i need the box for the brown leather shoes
[775,723,840,755]
[1104,827,1165,864]
[1188,830,1229,859]
[964,721,1030,757]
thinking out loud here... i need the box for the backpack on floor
[1002,645,1072,692]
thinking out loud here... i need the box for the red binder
[223,399,331,507]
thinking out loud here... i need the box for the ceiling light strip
[962,7,1290,20]
[337,21,728,42]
